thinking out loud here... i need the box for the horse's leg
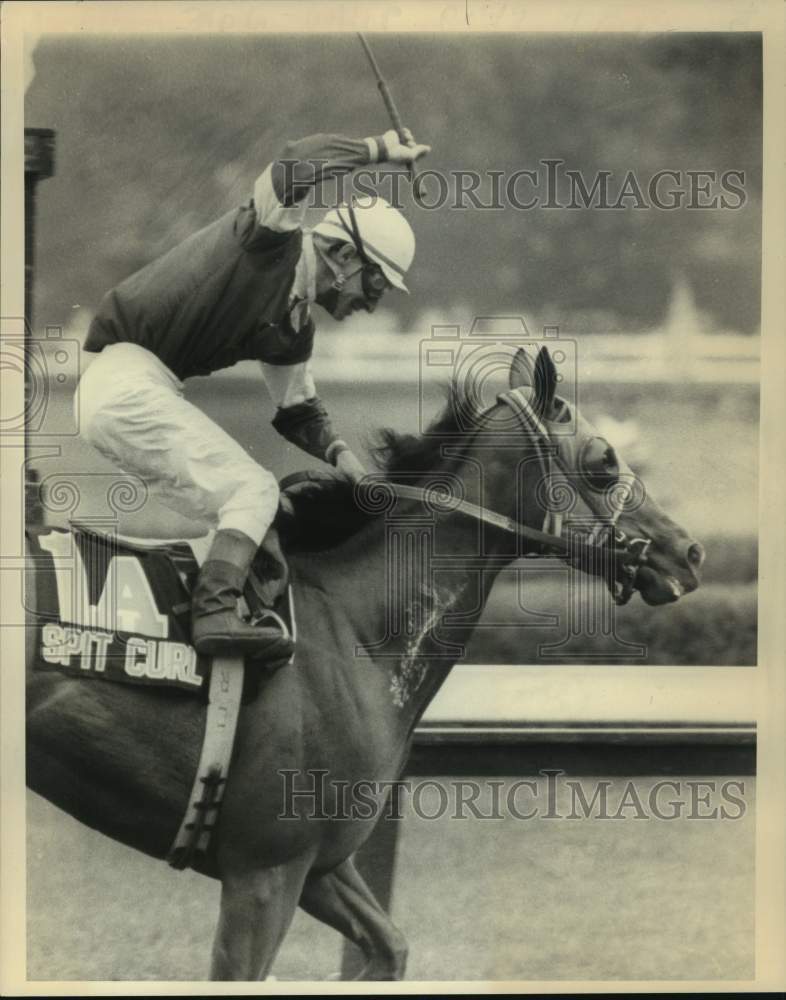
[299,856,408,981]
[210,857,312,981]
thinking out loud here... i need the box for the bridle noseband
[497,387,653,605]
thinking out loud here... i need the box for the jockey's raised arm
[255,132,395,233]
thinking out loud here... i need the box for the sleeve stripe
[253,163,307,234]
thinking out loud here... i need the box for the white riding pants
[76,343,279,546]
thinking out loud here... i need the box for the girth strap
[167,656,244,869]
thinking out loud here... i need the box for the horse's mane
[279,384,480,553]
[373,383,478,479]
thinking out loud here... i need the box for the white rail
[418,664,757,744]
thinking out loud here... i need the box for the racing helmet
[312,195,415,293]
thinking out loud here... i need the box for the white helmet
[312,195,415,293]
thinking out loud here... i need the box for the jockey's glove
[272,396,342,465]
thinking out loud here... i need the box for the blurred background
[24,33,760,667]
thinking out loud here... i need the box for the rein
[358,388,651,606]
[366,479,645,605]
[361,480,574,554]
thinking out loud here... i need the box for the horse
[25,348,705,980]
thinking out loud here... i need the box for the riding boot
[191,528,294,663]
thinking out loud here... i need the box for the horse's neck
[292,453,520,732]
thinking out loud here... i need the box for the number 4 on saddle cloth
[24,473,342,698]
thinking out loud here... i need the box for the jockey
[77,128,429,663]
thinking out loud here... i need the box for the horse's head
[496,346,704,606]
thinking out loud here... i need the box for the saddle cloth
[27,523,293,697]
[27,468,348,693]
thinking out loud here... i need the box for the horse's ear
[533,346,558,416]
[509,347,534,389]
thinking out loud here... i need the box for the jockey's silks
[84,210,313,379]
[83,133,385,380]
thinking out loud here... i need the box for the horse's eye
[580,438,619,490]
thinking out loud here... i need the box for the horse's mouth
[634,565,684,605]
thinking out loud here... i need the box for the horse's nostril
[687,542,705,569]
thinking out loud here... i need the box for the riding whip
[357,33,426,205]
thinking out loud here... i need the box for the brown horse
[25,350,704,980]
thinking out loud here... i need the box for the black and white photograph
[1,0,784,991]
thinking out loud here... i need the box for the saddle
[27,469,350,697]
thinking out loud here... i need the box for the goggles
[334,199,390,302]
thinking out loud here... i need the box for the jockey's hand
[383,127,430,164]
[334,449,367,485]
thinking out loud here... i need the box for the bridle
[362,387,652,606]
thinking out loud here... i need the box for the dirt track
[27,773,754,982]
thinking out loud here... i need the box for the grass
[697,535,757,586]
[467,578,756,666]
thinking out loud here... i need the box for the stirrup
[245,609,294,666]
[248,606,291,635]
[193,610,293,662]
